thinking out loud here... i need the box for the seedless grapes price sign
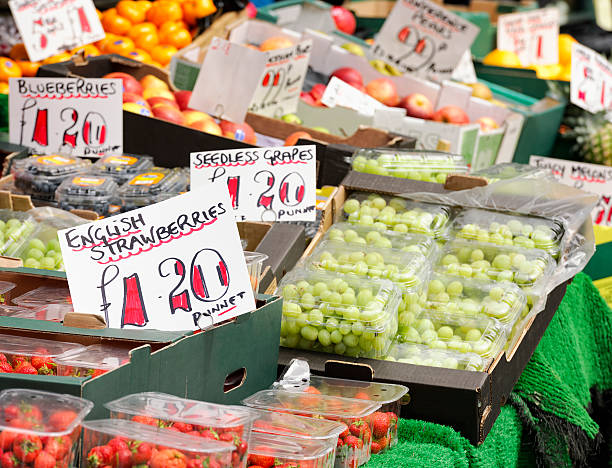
[58,188,256,331]
[9,77,123,156]
[190,145,317,222]
[9,0,104,62]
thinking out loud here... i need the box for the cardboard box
[256,0,336,34]
[0,269,282,415]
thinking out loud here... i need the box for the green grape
[26,248,44,261]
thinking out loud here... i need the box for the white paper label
[451,50,477,84]
[570,42,612,114]
[497,8,559,66]
[9,77,123,156]
[59,188,256,330]
[9,0,104,62]
[371,0,479,80]
[190,145,317,222]
[530,155,612,226]
[321,77,386,116]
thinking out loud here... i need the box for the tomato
[149,449,187,468]
[13,434,43,463]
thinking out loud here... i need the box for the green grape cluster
[385,343,485,371]
[22,237,63,271]
[279,272,399,358]
[0,218,36,256]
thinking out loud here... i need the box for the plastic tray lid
[251,410,346,440]
[0,333,84,358]
[54,344,131,371]
[243,390,382,419]
[248,431,336,461]
[299,376,408,404]
[0,304,71,322]
[12,286,72,307]
[91,154,153,176]
[105,392,256,429]
[82,419,235,454]
[56,174,119,198]
[0,305,40,318]
[352,148,468,171]
[0,281,16,295]
[24,155,91,177]
[0,389,93,436]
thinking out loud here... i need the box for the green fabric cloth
[365,273,612,467]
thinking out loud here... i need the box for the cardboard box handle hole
[224,367,247,393]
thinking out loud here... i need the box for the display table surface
[365,273,612,467]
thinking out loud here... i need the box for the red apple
[285,131,312,146]
[182,110,213,126]
[259,36,294,52]
[330,67,363,88]
[331,6,356,35]
[147,96,179,109]
[309,84,326,105]
[140,74,169,91]
[400,93,434,120]
[219,120,257,144]
[190,119,222,136]
[300,92,318,107]
[143,88,175,101]
[152,105,185,125]
[104,72,142,95]
[174,90,193,111]
[476,116,499,132]
[433,106,470,124]
[365,78,400,107]
[123,92,149,108]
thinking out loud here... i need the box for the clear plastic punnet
[396,310,508,359]
[469,163,554,183]
[0,281,15,303]
[117,167,187,211]
[323,222,438,258]
[424,273,527,330]
[436,239,556,294]
[13,155,91,201]
[385,342,489,372]
[0,303,72,322]
[56,174,120,216]
[341,192,452,238]
[90,154,154,184]
[12,286,72,307]
[0,333,84,374]
[251,410,345,443]
[0,389,93,468]
[351,149,468,183]
[278,268,400,358]
[247,431,336,468]
[243,389,382,468]
[17,224,66,271]
[55,344,131,378]
[449,208,565,259]
[0,210,36,257]
[105,392,256,468]
[82,419,235,468]
[244,251,268,294]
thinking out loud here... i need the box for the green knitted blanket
[366,273,612,467]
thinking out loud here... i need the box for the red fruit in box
[370,441,382,454]
[0,361,12,373]
[13,434,43,463]
[300,92,318,107]
[48,410,78,431]
[104,72,143,95]
[284,131,311,147]
[386,412,398,425]
[432,105,469,124]
[33,450,56,468]
[147,96,179,110]
[348,421,367,438]
[123,92,148,107]
[182,110,212,126]
[330,67,363,88]
[129,441,154,464]
[0,353,7,362]
[171,422,193,433]
[343,435,363,450]
[336,438,344,448]
[331,6,356,35]
[247,454,275,468]
[371,412,390,439]
[309,84,326,104]
[14,362,37,374]
[31,355,54,370]
[1,451,20,468]
[365,78,400,107]
[399,93,434,120]
[376,435,388,449]
[219,120,257,144]
[200,429,219,440]
[149,448,186,468]
[44,436,70,459]
[174,90,193,111]
[1,430,18,450]
[107,437,129,453]
[152,105,186,125]
[189,119,223,136]
[112,448,133,468]
[88,445,114,467]
[132,415,158,426]
[304,386,321,394]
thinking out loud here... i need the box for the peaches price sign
[190,145,317,222]
[58,188,256,331]
[9,0,104,62]
[8,77,123,156]
[570,42,612,114]
[371,0,479,79]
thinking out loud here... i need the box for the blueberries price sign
[190,145,317,222]
[58,188,256,330]
[570,43,612,114]
[371,0,479,80]
[9,77,123,156]
[497,8,559,66]
[9,0,104,62]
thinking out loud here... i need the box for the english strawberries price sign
[58,188,256,331]
[570,42,612,114]
[190,145,317,222]
[9,0,104,62]
[8,77,123,156]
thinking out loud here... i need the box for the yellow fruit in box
[534,63,563,80]
[470,82,493,100]
[558,34,577,66]
[483,49,522,68]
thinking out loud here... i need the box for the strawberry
[338,424,349,439]
[200,429,219,440]
[218,432,234,443]
[370,441,382,454]
[13,434,43,463]
[0,430,18,450]
[0,451,19,468]
[376,436,388,449]
[348,421,367,438]
[386,412,398,425]
[14,362,37,375]
[0,353,7,363]
[87,445,114,467]
[185,431,201,438]
[0,361,12,373]
[304,386,321,394]
[37,364,55,375]
[129,441,154,464]
[336,438,344,448]
[371,412,390,439]
[48,410,78,432]
[44,436,70,459]
[171,422,193,433]
[246,454,274,468]
[276,464,300,468]
[343,435,363,450]
[111,448,133,468]
[132,415,158,426]
[33,450,56,468]
[30,356,56,372]
[237,440,248,455]
[108,437,129,453]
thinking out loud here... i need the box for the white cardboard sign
[497,8,559,66]
[570,42,612,114]
[59,188,256,331]
[190,145,317,222]
[371,0,479,80]
[9,77,123,156]
[189,37,312,122]
[321,77,387,116]
[451,50,477,84]
[529,155,612,226]
[9,0,104,62]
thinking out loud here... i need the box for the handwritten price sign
[371,0,479,79]
[9,0,104,62]
[190,145,317,222]
[9,77,123,156]
[321,77,386,116]
[570,43,612,114]
[497,8,559,66]
[59,188,256,331]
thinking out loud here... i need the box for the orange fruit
[150,44,177,65]
[137,0,152,12]
[147,1,183,26]
[125,48,152,62]
[17,60,40,77]
[9,43,28,61]
[164,28,191,49]
[42,52,72,65]
[182,2,198,26]
[134,31,159,51]
[128,22,157,40]
[95,33,117,50]
[102,12,132,35]
[0,82,9,94]
[116,1,146,24]
[104,37,135,55]
[193,0,217,17]
[96,8,103,20]
[482,49,522,68]
[71,44,100,57]
[0,57,22,80]
[158,21,182,37]
[558,34,577,66]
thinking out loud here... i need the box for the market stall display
[0,333,84,374]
